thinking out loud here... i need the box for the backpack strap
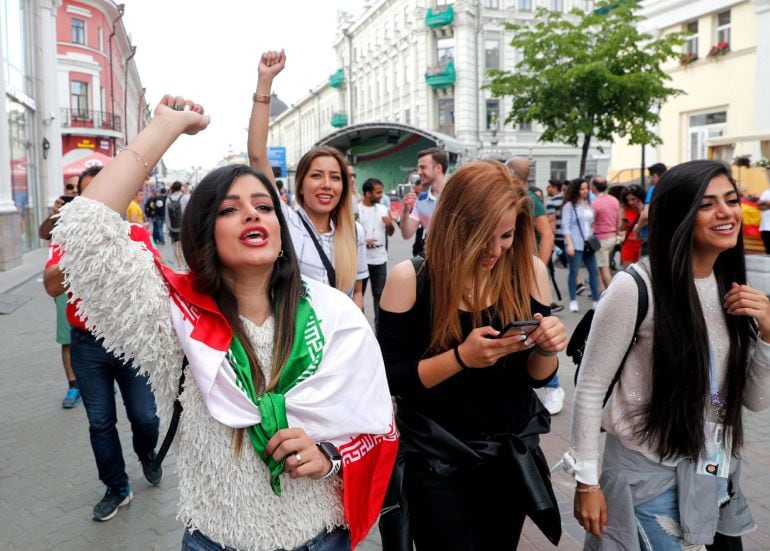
[601,265,648,406]
[147,355,188,470]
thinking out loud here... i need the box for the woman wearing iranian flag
[51,95,397,550]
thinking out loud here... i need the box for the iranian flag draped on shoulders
[157,261,398,549]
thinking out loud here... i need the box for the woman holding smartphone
[377,160,567,549]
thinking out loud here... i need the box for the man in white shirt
[357,178,395,327]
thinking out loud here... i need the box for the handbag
[574,205,600,254]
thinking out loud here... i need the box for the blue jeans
[545,373,560,389]
[567,250,600,301]
[152,216,165,245]
[181,526,351,551]
[70,328,159,492]
[636,479,728,550]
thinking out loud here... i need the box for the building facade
[610,0,770,191]
[56,0,149,182]
[0,0,150,271]
[0,0,61,268]
[268,0,609,191]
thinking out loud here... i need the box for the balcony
[425,5,454,29]
[60,108,122,133]
[425,61,456,89]
[330,112,348,128]
[328,68,345,88]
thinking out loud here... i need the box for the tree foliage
[485,0,684,174]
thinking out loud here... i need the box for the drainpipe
[108,3,126,152]
[123,45,137,144]
[475,1,482,154]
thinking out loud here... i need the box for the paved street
[3,232,770,550]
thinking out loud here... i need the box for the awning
[315,122,468,156]
[62,151,113,178]
[705,130,770,147]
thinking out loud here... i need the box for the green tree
[485,0,684,176]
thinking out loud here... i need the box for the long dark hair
[181,165,303,417]
[644,160,753,459]
[563,178,588,207]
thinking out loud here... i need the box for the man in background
[357,178,396,327]
[635,162,667,256]
[400,148,448,256]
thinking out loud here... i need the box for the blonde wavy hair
[294,146,357,293]
[424,160,537,353]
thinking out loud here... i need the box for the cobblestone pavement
[2,235,770,550]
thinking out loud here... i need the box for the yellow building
[610,0,770,195]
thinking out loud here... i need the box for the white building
[610,0,770,191]
[268,0,609,191]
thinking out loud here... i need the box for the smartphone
[403,183,413,195]
[60,195,75,203]
[496,320,540,339]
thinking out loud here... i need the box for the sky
[121,0,364,172]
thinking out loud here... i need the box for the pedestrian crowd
[36,49,770,551]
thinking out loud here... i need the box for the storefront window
[8,97,38,252]
[2,0,31,95]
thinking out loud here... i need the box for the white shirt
[281,203,368,297]
[357,203,389,265]
[760,190,770,231]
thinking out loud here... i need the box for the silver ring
[294,453,302,465]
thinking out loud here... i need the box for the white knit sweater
[568,261,770,485]
[54,197,345,550]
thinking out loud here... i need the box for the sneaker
[62,388,81,409]
[542,386,566,415]
[550,303,564,313]
[93,487,132,521]
[576,282,587,296]
[141,452,163,486]
[569,300,579,313]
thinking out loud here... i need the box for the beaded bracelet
[453,346,470,370]
[121,147,150,178]
[575,485,601,493]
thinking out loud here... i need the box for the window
[549,0,564,11]
[485,39,500,70]
[404,6,412,26]
[70,80,89,116]
[404,108,411,125]
[485,100,500,129]
[384,22,390,40]
[517,0,532,11]
[550,161,567,181]
[394,13,401,33]
[684,20,698,57]
[71,18,85,45]
[518,117,532,131]
[437,38,455,65]
[716,10,730,46]
[438,98,455,135]
[483,0,499,8]
[97,26,103,51]
[437,0,452,5]
[688,111,726,160]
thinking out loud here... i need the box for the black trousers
[362,262,387,328]
[405,456,526,551]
